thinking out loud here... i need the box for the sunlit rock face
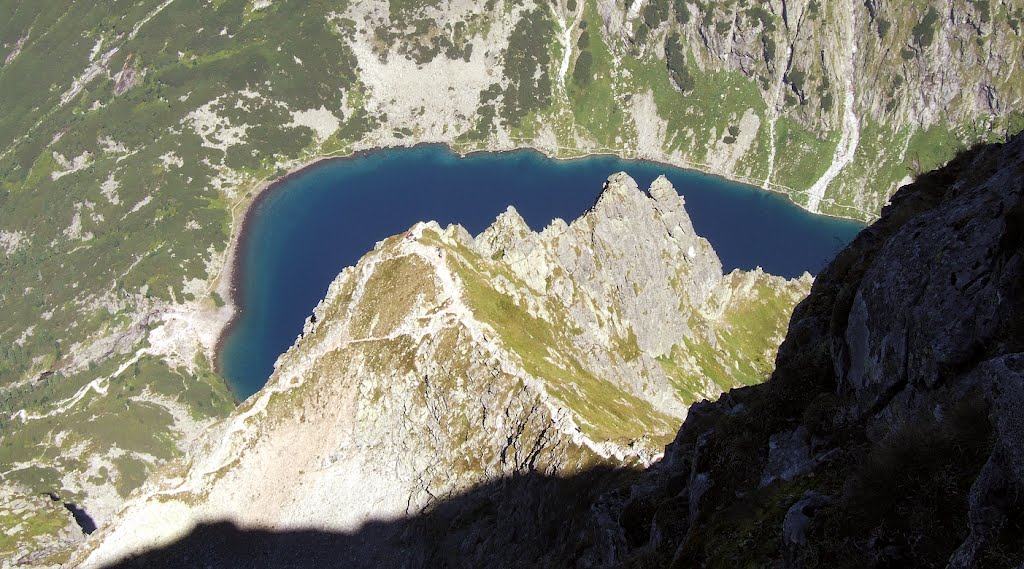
[73,174,807,567]
[71,137,1024,569]
[575,135,1024,567]
[3,4,1021,560]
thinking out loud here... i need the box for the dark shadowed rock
[577,134,1024,567]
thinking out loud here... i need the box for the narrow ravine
[47,493,97,534]
[558,19,575,89]
[556,1,581,90]
[805,0,861,213]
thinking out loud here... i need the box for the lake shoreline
[212,145,453,397]
[211,140,865,399]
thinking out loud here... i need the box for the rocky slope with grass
[585,0,1024,216]
[69,174,809,567]
[0,480,85,567]
[565,132,1024,569]
[78,128,1024,569]
[1,0,1021,560]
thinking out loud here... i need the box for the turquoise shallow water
[220,146,863,400]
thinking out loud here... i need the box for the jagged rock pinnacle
[71,174,810,568]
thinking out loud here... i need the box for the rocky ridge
[575,133,1024,566]
[74,134,1024,569]
[2,0,1019,558]
[70,174,808,567]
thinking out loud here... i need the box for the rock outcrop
[0,481,84,568]
[82,135,1024,569]
[4,4,1022,552]
[70,174,808,567]
[575,133,1024,567]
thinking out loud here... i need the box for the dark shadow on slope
[103,135,1024,569]
[47,492,97,534]
[100,467,638,569]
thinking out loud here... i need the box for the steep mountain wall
[70,175,808,567]
[1,0,1019,559]
[71,134,1024,569]
[586,0,1023,215]
[575,132,1024,567]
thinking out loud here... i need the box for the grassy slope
[0,0,1021,550]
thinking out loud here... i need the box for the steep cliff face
[2,2,1020,552]
[71,175,807,567]
[77,137,1024,569]
[641,0,1021,132]
[576,134,1024,567]
[591,0,1023,215]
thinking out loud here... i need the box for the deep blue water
[220,146,863,400]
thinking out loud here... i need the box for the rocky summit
[72,135,1024,569]
[569,133,1024,568]
[70,174,809,567]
